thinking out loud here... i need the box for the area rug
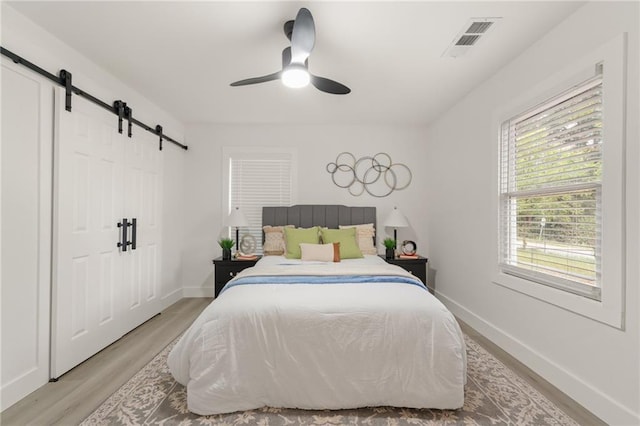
[81,335,578,425]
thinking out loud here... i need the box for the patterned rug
[81,335,578,425]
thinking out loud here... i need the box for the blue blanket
[220,274,427,295]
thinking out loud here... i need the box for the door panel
[98,251,115,325]
[52,89,125,377]
[52,87,163,377]
[123,130,162,325]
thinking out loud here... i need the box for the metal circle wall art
[326,152,412,197]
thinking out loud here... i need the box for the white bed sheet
[168,255,466,415]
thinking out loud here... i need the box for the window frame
[491,34,626,329]
[222,146,297,254]
[499,74,603,300]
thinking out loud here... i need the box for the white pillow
[300,242,340,262]
[339,223,376,255]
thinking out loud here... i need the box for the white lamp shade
[383,207,409,228]
[226,207,249,227]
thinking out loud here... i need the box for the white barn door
[51,88,162,378]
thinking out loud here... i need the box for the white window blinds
[499,75,603,300]
[229,153,293,253]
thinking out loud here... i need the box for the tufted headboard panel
[262,204,376,243]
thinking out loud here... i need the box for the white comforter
[168,255,466,415]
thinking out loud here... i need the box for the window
[499,74,603,300]
[494,35,625,328]
[224,148,295,253]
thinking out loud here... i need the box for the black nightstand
[212,256,261,297]
[380,255,432,294]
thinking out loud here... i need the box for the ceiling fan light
[281,65,310,88]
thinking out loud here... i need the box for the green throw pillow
[284,227,320,259]
[320,228,363,259]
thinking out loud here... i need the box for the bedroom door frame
[0,58,53,411]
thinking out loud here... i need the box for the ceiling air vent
[456,35,480,46]
[466,21,493,34]
[443,17,501,58]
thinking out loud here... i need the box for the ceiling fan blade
[311,75,351,95]
[230,71,281,87]
[282,47,292,69]
[290,8,315,64]
[283,20,294,41]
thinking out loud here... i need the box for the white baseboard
[436,291,640,426]
[160,287,183,309]
[1,370,48,412]
[182,287,215,298]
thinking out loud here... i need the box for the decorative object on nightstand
[239,234,257,256]
[401,240,417,256]
[383,237,396,260]
[218,238,234,261]
[383,206,408,256]
[226,207,249,256]
[212,256,262,297]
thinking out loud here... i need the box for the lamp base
[394,228,398,257]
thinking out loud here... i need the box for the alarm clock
[239,234,257,256]
[401,240,417,256]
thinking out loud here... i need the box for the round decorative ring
[363,166,395,198]
[354,156,379,185]
[372,152,392,171]
[389,163,412,190]
[331,166,356,188]
[335,152,356,169]
[239,234,257,256]
[348,180,365,196]
[325,162,338,174]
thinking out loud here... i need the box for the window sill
[493,271,623,329]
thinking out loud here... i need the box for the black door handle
[131,218,137,250]
[117,218,129,251]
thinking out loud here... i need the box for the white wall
[424,2,639,425]
[182,123,429,296]
[161,142,186,304]
[0,4,186,409]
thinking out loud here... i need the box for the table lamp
[226,207,249,254]
[383,206,409,253]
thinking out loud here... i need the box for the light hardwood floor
[1,297,212,426]
[458,320,606,426]
[1,297,605,426]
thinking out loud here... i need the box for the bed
[168,205,466,415]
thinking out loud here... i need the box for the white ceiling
[8,1,584,125]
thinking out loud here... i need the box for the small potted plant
[383,238,396,260]
[218,238,235,260]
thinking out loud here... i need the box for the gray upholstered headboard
[262,204,377,242]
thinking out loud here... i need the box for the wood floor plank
[1,298,604,425]
[1,297,212,426]
[457,319,606,426]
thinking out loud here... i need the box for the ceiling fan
[230,8,351,95]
